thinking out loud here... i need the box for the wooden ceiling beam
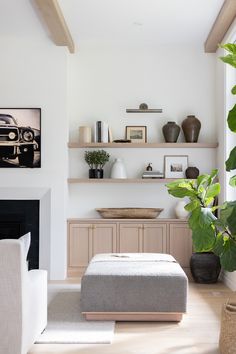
[33,0,75,53]
[205,0,236,53]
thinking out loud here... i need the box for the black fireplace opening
[0,200,39,269]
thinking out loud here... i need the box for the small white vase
[175,200,189,219]
[110,158,127,178]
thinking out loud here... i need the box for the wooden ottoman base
[83,312,183,322]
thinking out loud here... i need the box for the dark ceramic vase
[185,166,199,179]
[162,121,180,143]
[89,168,104,179]
[190,252,221,284]
[182,115,201,142]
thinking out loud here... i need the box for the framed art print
[126,126,147,143]
[164,155,188,178]
[0,108,41,168]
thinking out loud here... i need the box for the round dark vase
[185,166,200,179]
[89,168,104,179]
[182,115,201,142]
[190,252,221,284]
[162,121,180,143]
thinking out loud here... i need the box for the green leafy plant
[84,150,110,169]
[166,43,236,272]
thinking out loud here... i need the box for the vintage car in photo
[0,113,36,167]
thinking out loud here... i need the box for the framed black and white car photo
[0,108,41,168]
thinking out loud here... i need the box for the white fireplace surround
[0,187,51,277]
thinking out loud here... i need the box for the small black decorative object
[185,166,199,179]
[113,139,131,143]
[146,163,152,171]
[162,121,180,143]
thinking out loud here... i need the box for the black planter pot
[89,168,104,179]
[190,252,221,284]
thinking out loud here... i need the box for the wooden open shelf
[68,178,178,184]
[68,142,218,149]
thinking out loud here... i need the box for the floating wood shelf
[68,142,218,149]
[68,178,178,184]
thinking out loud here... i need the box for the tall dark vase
[190,252,221,284]
[182,115,201,142]
[162,121,180,142]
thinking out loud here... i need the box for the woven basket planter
[219,300,236,354]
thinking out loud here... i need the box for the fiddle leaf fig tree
[166,43,236,272]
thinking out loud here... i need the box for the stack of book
[142,171,164,179]
[94,121,112,143]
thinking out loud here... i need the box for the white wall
[0,37,68,280]
[68,44,217,219]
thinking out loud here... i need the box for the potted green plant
[166,43,236,283]
[84,149,110,178]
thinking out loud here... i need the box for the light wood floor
[29,281,235,354]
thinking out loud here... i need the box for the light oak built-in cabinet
[67,219,192,278]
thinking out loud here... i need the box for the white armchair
[0,235,47,354]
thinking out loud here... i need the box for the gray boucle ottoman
[81,253,188,321]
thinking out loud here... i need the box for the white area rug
[36,290,115,344]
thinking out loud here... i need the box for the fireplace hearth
[0,200,39,269]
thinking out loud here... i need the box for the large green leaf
[227,104,236,132]
[231,85,236,95]
[213,232,224,256]
[185,199,200,212]
[218,201,236,227]
[229,175,236,187]
[189,207,216,251]
[227,203,236,235]
[220,54,236,68]
[166,179,196,198]
[219,43,236,54]
[197,174,210,188]
[219,238,236,272]
[168,188,196,198]
[210,169,218,180]
[205,183,220,199]
[225,146,236,171]
[191,226,216,252]
[166,179,188,189]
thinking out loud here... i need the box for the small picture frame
[126,126,147,143]
[164,155,188,178]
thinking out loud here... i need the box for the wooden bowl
[96,208,163,219]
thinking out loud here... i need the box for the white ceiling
[59,0,224,46]
[0,0,224,47]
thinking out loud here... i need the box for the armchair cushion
[19,232,31,259]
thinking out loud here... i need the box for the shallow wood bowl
[96,208,164,219]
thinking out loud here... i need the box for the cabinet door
[90,223,117,257]
[143,223,167,253]
[68,223,92,277]
[118,223,142,253]
[169,223,192,269]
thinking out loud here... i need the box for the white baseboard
[223,271,236,291]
